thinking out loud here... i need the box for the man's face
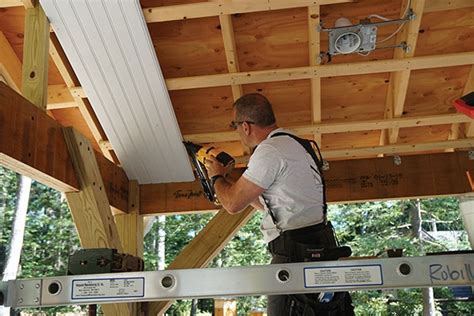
[232,109,250,146]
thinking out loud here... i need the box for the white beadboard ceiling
[40,0,194,184]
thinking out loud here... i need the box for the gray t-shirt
[242,128,325,242]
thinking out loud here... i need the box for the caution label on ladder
[71,277,145,300]
[304,264,383,288]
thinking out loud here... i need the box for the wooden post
[22,4,49,110]
[214,298,237,316]
[63,127,131,316]
[148,206,255,315]
[115,180,144,316]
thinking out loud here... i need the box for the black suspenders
[265,132,327,231]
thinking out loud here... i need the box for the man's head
[232,93,276,128]
[231,93,278,147]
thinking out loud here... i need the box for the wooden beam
[63,127,123,249]
[184,113,471,143]
[140,152,474,214]
[461,66,474,138]
[0,83,129,212]
[0,32,22,91]
[218,14,251,154]
[308,5,322,145]
[148,206,256,315]
[165,51,474,91]
[47,84,78,110]
[48,33,117,163]
[115,180,144,258]
[233,138,474,164]
[2,0,471,13]
[143,0,352,23]
[324,151,474,203]
[321,138,474,159]
[115,180,143,316]
[0,0,22,8]
[21,0,35,8]
[219,14,243,101]
[424,0,474,13]
[63,127,131,316]
[22,4,49,111]
[381,0,425,145]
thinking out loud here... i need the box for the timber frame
[0,0,473,315]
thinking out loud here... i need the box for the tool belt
[268,221,348,262]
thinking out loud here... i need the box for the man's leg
[267,253,290,316]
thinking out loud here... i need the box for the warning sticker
[72,277,145,300]
[304,264,383,288]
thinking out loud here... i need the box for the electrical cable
[375,0,411,44]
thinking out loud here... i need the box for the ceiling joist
[48,33,117,163]
[232,138,474,164]
[165,51,474,91]
[143,0,352,23]
[382,0,425,146]
[184,113,472,143]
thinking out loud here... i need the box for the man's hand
[204,155,227,178]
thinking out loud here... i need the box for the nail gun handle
[215,152,235,167]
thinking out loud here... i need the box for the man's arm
[213,175,265,214]
[204,155,265,214]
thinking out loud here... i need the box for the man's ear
[242,121,251,135]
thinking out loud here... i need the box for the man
[204,93,353,315]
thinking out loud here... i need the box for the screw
[34,298,39,303]
[19,284,24,290]
[18,298,23,304]
[35,283,40,289]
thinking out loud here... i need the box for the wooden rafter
[0,0,22,8]
[380,0,425,146]
[21,0,34,8]
[219,14,242,101]
[140,151,474,215]
[48,33,117,163]
[218,14,252,154]
[1,0,471,13]
[184,112,471,143]
[308,5,322,145]
[143,0,353,23]
[423,0,474,13]
[0,32,22,91]
[231,138,474,163]
[166,51,474,90]
[321,138,474,159]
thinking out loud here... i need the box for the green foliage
[1,167,82,314]
[329,199,471,315]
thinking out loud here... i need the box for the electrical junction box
[454,91,474,119]
[328,24,377,55]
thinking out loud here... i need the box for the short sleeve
[242,143,283,189]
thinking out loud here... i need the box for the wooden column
[214,298,237,316]
[148,206,255,315]
[22,4,49,110]
[63,127,131,316]
[115,180,143,316]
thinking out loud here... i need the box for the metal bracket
[322,159,330,171]
[468,150,474,160]
[393,155,402,166]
